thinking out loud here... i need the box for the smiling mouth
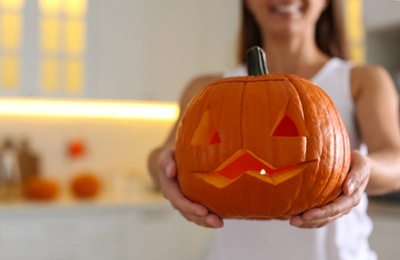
[272,4,302,14]
[194,149,316,188]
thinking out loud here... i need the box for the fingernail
[165,163,173,177]
[291,218,303,227]
[206,217,216,227]
[348,180,355,195]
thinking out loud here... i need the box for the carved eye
[271,100,309,137]
[191,107,221,145]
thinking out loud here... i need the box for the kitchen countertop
[0,182,169,216]
[1,185,400,218]
[368,196,400,216]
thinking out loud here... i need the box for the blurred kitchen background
[0,0,399,259]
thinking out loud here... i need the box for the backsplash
[0,114,175,192]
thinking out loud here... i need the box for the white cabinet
[85,0,241,101]
[0,208,126,260]
[0,200,214,260]
[127,206,184,260]
[368,201,400,260]
[0,0,240,101]
[364,0,400,32]
[126,205,215,260]
[363,0,400,92]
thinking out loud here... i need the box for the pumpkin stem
[246,46,268,76]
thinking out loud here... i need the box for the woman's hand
[289,150,370,228]
[157,148,224,228]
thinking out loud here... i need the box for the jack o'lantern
[175,47,350,219]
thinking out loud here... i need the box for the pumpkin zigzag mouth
[194,149,317,188]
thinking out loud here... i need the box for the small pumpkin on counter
[175,46,350,220]
[23,176,59,200]
[70,172,101,198]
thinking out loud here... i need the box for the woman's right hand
[157,148,224,228]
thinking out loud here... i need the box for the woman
[148,0,400,259]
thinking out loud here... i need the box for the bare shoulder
[351,64,391,83]
[351,64,397,102]
[179,74,222,108]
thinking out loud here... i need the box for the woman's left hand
[289,150,370,228]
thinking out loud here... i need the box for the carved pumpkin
[175,47,350,219]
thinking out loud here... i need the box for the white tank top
[206,58,376,260]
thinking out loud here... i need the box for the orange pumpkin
[71,173,101,198]
[24,177,59,200]
[175,47,350,220]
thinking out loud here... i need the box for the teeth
[275,5,301,14]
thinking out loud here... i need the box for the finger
[302,196,351,220]
[164,161,177,178]
[291,214,341,229]
[184,214,224,229]
[301,178,368,220]
[164,184,223,228]
[343,151,370,196]
[160,175,208,216]
[158,151,177,178]
[293,176,369,228]
[157,150,224,228]
[291,209,349,228]
[160,177,223,228]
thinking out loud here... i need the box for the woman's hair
[237,0,349,63]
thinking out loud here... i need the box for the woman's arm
[147,74,220,188]
[352,65,400,195]
[290,65,400,228]
[147,74,224,228]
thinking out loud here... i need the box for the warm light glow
[1,55,19,88]
[39,0,61,14]
[0,99,179,120]
[345,0,365,64]
[66,58,83,93]
[260,169,266,176]
[40,17,60,51]
[1,14,22,49]
[65,19,85,53]
[0,0,24,10]
[41,57,59,91]
[65,0,86,17]
[39,0,87,16]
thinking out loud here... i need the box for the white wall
[364,0,400,31]
[0,114,175,191]
[65,0,242,101]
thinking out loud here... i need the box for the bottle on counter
[0,138,22,201]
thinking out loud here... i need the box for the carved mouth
[194,149,316,188]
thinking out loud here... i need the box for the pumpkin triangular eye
[191,107,221,145]
[271,100,309,137]
[273,116,299,137]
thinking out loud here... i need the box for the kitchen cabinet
[365,26,400,92]
[0,207,125,260]
[364,0,400,32]
[368,200,400,260]
[127,206,214,260]
[127,206,184,260]
[0,0,240,101]
[363,1,400,92]
[0,192,214,260]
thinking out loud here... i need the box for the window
[0,0,24,90]
[39,0,86,94]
